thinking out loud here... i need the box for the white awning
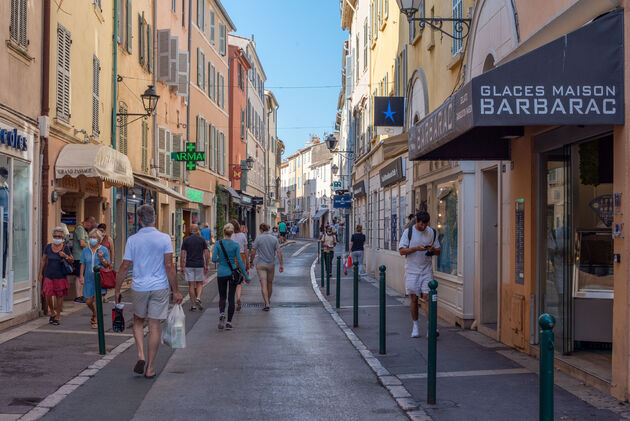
[222,185,241,200]
[314,209,329,219]
[55,144,134,188]
[134,174,189,203]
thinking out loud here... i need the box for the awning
[298,217,308,225]
[408,9,624,161]
[55,144,134,187]
[314,209,329,219]
[134,174,189,203]
[221,185,241,200]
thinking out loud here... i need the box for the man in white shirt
[398,211,441,338]
[115,205,183,378]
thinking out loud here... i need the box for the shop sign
[333,194,352,209]
[252,197,263,206]
[0,128,28,152]
[379,157,405,188]
[232,166,242,180]
[186,187,203,203]
[374,96,405,127]
[241,195,252,204]
[353,180,366,198]
[171,142,205,170]
[332,181,342,190]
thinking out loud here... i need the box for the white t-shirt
[123,227,173,292]
[398,226,440,279]
[234,232,248,253]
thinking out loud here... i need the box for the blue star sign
[383,100,396,123]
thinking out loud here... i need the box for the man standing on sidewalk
[180,224,209,311]
[278,221,287,243]
[200,223,213,248]
[398,211,440,338]
[114,205,183,378]
[72,216,95,303]
[250,223,283,311]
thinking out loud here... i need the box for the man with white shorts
[180,224,210,311]
[398,211,441,338]
[250,223,283,311]
[115,205,183,379]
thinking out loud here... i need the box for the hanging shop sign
[252,197,264,206]
[379,157,405,188]
[171,142,206,170]
[374,97,405,127]
[232,166,243,180]
[353,180,366,198]
[333,194,352,209]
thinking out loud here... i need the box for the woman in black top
[349,225,366,275]
[38,226,74,325]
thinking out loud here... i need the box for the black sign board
[374,96,405,127]
[409,9,624,161]
[515,199,525,285]
[353,180,366,198]
[379,157,405,188]
[252,197,263,206]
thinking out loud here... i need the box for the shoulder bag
[219,240,244,287]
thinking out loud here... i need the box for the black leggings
[217,276,236,322]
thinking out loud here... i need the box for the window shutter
[147,24,153,72]
[157,29,170,80]
[141,121,148,173]
[92,56,100,136]
[219,24,226,55]
[345,54,352,99]
[364,20,368,70]
[394,56,399,96]
[208,61,214,99]
[209,123,215,170]
[177,50,189,96]
[10,0,18,42]
[168,36,179,85]
[202,52,206,89]
[116,0,123,44]
[209,9,215,44]
[196,0,202,29]
[126,0,132,53]
[172,134,182,179]
[158,127,166,175]
[165,130,172,176]
[202,120,208,166]
[240,109,245,139]
[218,132,224,175]
[138,13,144,65]
[197,48,202,87]
[118,103,128,154]
[402,45,408,97]
[56,24,71,122]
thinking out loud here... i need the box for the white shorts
[405,272,431,296]
[185,267,205,282]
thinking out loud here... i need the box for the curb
[309,259,433,421]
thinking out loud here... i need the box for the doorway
[480,168,499,332]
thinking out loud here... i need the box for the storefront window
[12,159,30,284]
[0,156,9,280]
[436,180,458,275]
[384,189,390,249]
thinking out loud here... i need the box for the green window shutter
[147,24,153,72]
[126,0,132,52]
[141,121,148,172]
[209,9,215,44]
[197,48,202,87]
[202,52,206,89]
[138,13,144,65]
[116,0,122,43]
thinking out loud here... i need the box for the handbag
[61,258,74,275]
[219,240,244,287]
[99,267,117,289]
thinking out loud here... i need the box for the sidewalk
[314,246,630,420]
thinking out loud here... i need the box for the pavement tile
[380,375,402,386]
[387,385,412,398]
[18,407,49,421]
[396,397,420,410]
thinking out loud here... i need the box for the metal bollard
[320,247,325,288]
[427,279,438,404]
[539,314,556,421]
[326,255,331,296]
[93,267,106,355]
[353,261,359,327]
[336,256,341,309]
[379,265,386,355]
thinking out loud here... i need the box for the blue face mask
[89,238,98,246]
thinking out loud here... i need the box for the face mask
[89,238,98,246]
[52,238,63,245]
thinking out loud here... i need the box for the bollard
[539,314,555,421]
[353,261,359,327]
[336,256,341,309]
[326,256,331,296]
[320,246,325,288]
[427,279,438,404]
[93,267,106,355]
[379,265,386,355]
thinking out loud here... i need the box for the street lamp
[331,164,339,175]
[246,156,255,170]
[395,0,471,40]
[325,134,338,151]
[117,85,160,126]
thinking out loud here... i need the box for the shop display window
[436,180,458,275]
[12,159,30,285]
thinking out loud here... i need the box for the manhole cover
[10,397,41,407]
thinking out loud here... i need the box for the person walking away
[180,224,209,311]
[114,205,183,379]
[349,225,366,275]
[271,226,279,239]
[230,220,249,312]
[320,226,337,275]
[212,223,250,330]
[278,221,287,243]
[250,223,283,311]
[79,229,111,329]
[200,223,213,248]
[38,227,74,325]
[97,223,114,263]
[72,216,95,303]
[398,211,441,338]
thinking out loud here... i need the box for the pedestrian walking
[320,226,337,274]
[230,220,249,312]
[398,211,441,338]
[79,229,111,329]
[271,226,279,239]
[38,226,74,325]
[114,204,183,379]
[278,221,287,243]
[212,223,250,330]
[72,216,95,303]
[250,223,283,311]
[180,224,209,311]
[349,225,366,275]
[200,223,213,248]
[97,223,114,262]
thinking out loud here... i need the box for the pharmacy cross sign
[171,142,206,171]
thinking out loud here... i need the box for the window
[363,19,368,71]
[209,9,215,44]
[92,56,100,136]
[452,0,463,55]
[141,120,148,172]
[409,1,425,43]
[197,48,206,89]
[182,0,185,26]
[208,61,215,100]
[195,115,207,167]
[12,159,31,287]
[209,123,216,170]
[196,0,205,31]
[56,24,71,122]
[138,13,145,66]
[436,180,458,275]
[240,109,245,139]
[118,102,128,154]
[171,0,176,12]
[10,0,28,48]
[238,64,244,90]
[126,0,132,53]
[384,0,388,20]
[158,127,172,176]
[219,23,226,55]
[147,23,153,72]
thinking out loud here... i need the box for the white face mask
[52,238,63,245]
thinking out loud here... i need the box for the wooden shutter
[119,103,128,154]
[394,56,399,96]
[116,0,123,44]
[157,29,170,80]
[169,36,179,85]
[217,131,222,175]
[165,130,172,176]
[209,124,215,171]
[172,134,182,179]
[138,13,144,65]
[209,9,215,44]
[177,50,189,97]
[10,0,27,47]
[202,120,208,166]
[196,48,202,87]
[219,23,226,55]
[345,54,352,99]
[240,109,245,139]
[221,132,225,175]
[56,24,71,122]
[158,127,166,175]
[126,0,132,53]
[364,19,368,70]
[196,0,202,29]
[208,61,214,99]
[10,0,19,42]
[147,24,153,72]
[141,121,148,173]
[92,56,100,136]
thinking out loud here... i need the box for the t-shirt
[212,239,249,278]
[350,233,366,251]
[181,234,207,268]
[278,222,287,233]
[233,232,248,253]
[321,233,336,251]
[398,226,440,280]
[43,244,72,279]
[72,224,88,260]
[200,228,212,242]
[123,227,173,292]
[252,233,280,265]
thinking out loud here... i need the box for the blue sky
[223,1,347,157]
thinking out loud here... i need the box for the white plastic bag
[161,304,186,349]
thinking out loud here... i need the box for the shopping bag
[344,255,353,276]
[161,304,186,349]
[112,304,125,333]
[100,268,117,289]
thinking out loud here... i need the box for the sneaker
[262,306,270,312]
[218,314,225,330]
[411,325,420,338]
[74,296,86,304]
[190,306,197,312]
[195,298,203,310]
[225,322,233,330]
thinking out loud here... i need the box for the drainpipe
[41,0,51,256]
[153,0,158,178]
[186,0,192,142]
[111,0,119,243]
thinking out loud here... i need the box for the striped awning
[55,144,133,188]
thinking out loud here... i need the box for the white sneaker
[411,325,420,338]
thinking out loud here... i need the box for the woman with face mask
[79,229,111,328]
[38,227,74,325]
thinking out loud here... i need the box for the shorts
[279,232,286,238]
[256,263,275,283]
[405,273,431,296]
[185,267,205,282]
[42,277,69,297]
[132,288,170,320]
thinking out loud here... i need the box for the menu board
[515,199,525,284]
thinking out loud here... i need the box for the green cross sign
[171,142,206,171]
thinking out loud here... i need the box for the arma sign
[171,142,205,170]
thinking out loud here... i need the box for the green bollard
[320,247,325,288]
[353,261,359,327]
[336,256,341,309]
[427,279,438,404]
[93,267,106,355]
[326,256,331,296]
[379,265,386,355]
[539,314,556,421]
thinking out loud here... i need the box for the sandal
[133,360,146,375]
[236,300,242,312]
[49,316,54,324]
[52,319,60,326]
